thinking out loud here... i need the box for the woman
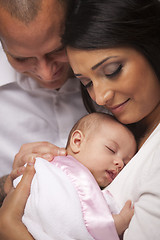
[63,0,160,239]
[0,0,160,239]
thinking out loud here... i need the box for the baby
[14,112,137,240]
[66,112,136,189]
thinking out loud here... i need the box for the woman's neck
[128,102,160,149]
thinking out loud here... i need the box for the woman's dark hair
[63,0,160,113]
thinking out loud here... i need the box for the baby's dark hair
[66,112,120,149]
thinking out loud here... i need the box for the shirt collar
[0,43,17,86]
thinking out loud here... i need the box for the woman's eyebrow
[92,56,118,70]
[74,55,119,76]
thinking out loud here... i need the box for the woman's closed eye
[75,62,123,89]
[83,80,93,89]
[76,77,93,89]
[104,62,123,78]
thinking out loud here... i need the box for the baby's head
[67,112,137,188]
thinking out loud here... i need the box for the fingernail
[27,162,34,166]
[131,201,134,209]
[42,153,53,161]
[28,156,35,166]
[58,148,66,156]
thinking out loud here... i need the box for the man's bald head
[0,0,70,24]
[0,0,73,89]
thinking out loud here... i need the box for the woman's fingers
[12,162,35,215]
[0,163,35,240]
[4,165,26,194]
[4,162,35,217]
[4,142,66,203]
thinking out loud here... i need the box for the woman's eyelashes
[76,77,93,89]
[77,62,123,89]
[104,63,123,78]
[83,81,93,89]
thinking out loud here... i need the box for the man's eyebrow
[47,45,64,55]
[3,48,30,59]
[1,44,27,59]
[5,45,65,59]
[92,56,118,70]
[6,51,29,59]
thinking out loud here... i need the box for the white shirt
[108,124,160,240]
[0,44,88,176]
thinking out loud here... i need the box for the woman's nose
[94,85,114,106]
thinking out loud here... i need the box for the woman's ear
[69,130,84,153]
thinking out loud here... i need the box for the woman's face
[67,47,160,124]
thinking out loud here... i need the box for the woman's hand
[0,161,35,240]
[4,142,66,195]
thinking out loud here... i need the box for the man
[0,0,88,204]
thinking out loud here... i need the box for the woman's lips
[109,98,130,113]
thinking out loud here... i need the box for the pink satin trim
[52,155,119,240]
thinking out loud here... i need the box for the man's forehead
[0,0,65,24]
[1,29,63,59]
[0,3,65,48]
[0,0,66,33]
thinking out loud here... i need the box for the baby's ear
[70,130,84,153]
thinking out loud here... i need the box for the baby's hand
[112,200,134,236]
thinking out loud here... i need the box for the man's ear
[70,130,84,153]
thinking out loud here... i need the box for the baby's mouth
[106,170,117,181]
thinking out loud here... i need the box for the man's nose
[36,59,55,81]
